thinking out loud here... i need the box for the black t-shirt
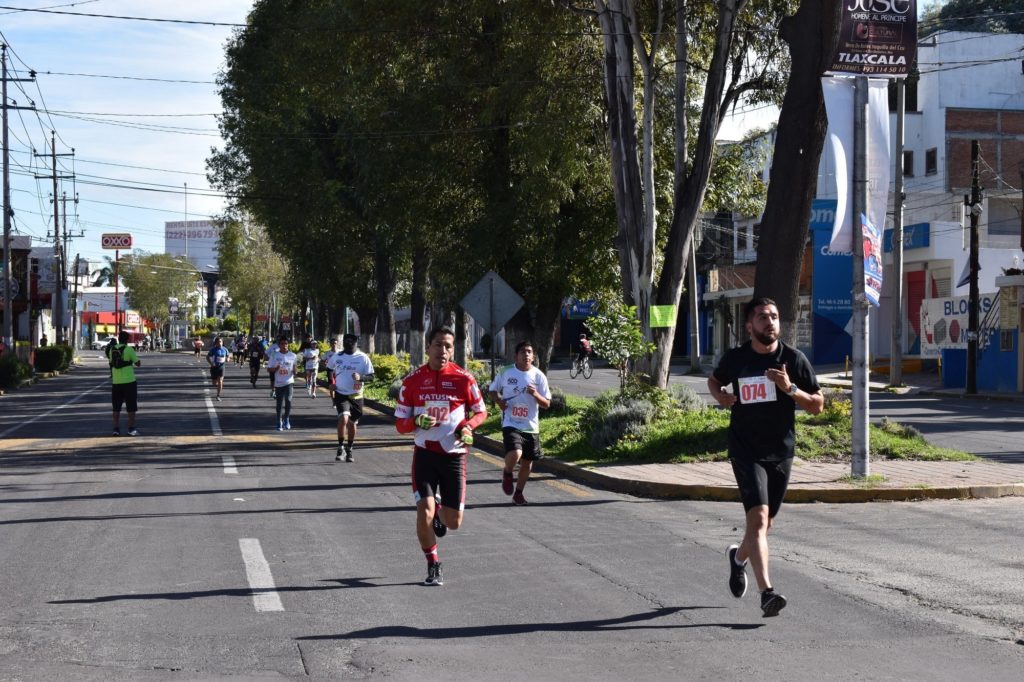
[711,340,820,462]
[248,343,264,364]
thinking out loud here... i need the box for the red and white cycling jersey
[395,362,486,455]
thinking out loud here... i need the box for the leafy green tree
[921,0,1024,35]
[215,221,292,337]
[587,300,656,389]
[580,0,793,387]
[90,256,117,287]
[118,252,203,337]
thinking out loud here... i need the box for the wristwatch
[788,383,798,396]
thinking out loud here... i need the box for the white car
[92,336,118,351]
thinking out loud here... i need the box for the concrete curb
[364,398,1024,504]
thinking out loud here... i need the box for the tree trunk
[355,306,377,355]
[753,0,843,344]
[530,301,562,374]
[595,0,646,311]
[410,249,429,366]
[650,0,747,387]
[373,231,397,354]
[454,307,468,367]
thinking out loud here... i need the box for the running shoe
[727,544,748,598]
[501,471,514,495]
[127,428,139,437]
[277,420,284,432]
[284,419,291,430]
[269,389,275,399]
[424,562,443,586]
[345,444,354,463]
[112,428,120,437]
[760,589,787,617]
[432,509,447,538]
[335,445,345,462]
[512,490,527,505]
[216,396,222,402]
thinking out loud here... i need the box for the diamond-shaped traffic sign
[459,271,524,333]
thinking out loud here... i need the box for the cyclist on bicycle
[576,334,592,370]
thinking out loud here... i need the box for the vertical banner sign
[822,78,892,252]
[862,214,883,306]
[810,199,854,364]
[830,0,917,77]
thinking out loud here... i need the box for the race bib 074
[737,376,777,404]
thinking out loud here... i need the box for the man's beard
[752,328,778,346]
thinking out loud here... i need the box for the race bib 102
[424,400,450,423]
[737,376,777,404]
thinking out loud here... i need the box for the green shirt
[110,344,139,385]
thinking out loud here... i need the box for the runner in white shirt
[264,339,279,399]
[267,335,297,430]
[302,339,321,398]
[327,333,374,462]
[488,340,551,505]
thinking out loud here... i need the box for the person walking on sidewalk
[707,297,823,618]
[394,326,487,586]
[328,334,374,462]
[207,336,229,401]
[489,340,551,505]
[109,330,142,436]
[267,335,297,431]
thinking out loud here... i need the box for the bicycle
[569,353,593,379]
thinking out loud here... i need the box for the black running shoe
[424,562,443,586]
[432,509,447,538]
[761,589,787,617]
[512,490,527,505]
[501,471,514,495]
[345,444,354,463]
[727,544,748,598]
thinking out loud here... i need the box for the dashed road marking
[203,395,223,436]
[238,538,283,612]
[223,455,238,474]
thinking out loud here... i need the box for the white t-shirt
[323,349,337,371]
[303,346,320,371]
[327,351,374,397]
[269,350,297,387]
[489,364,551,433]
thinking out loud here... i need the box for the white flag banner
[822,77,892,253]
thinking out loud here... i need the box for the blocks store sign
[919,293,997,358]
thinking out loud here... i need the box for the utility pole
[851,76,870,478]
[61,192,82,347]
[34,132,73,344]
[889,79,906,387]
[965,139,982,395]
[2,44,35,349]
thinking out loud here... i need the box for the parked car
[92,336,117,351]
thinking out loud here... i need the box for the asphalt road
[0,353,1021,680]
[546,364,1024,462]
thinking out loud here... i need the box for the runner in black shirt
[708,297,824,618]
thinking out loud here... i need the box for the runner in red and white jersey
[395,326,487,586]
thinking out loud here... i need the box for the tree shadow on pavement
[297,606,762,640]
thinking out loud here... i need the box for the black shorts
[111,382,138,413]
[411,446,466,511]
[333,394,364,422]
[210,365,225,379]
[502,427,542,460]
[730,457,793,518]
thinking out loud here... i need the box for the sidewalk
[369,375,1024,502]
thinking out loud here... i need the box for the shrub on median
[33,346,66,372]
[0,354,32,389]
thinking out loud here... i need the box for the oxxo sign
[101,233,133,249]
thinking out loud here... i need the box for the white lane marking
[204,396,223,436]
[0,382,106,439]
[223,454,238,474]
[238,538,284,612]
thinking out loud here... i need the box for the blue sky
[1,1,250,271]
